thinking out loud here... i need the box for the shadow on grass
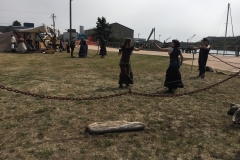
[95,87,127,92]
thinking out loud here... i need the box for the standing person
[118,38,145,88]
[10,34,16,53]
[59,38,63,52]
[154,40,184,94]
[99,35,107,58]
[66,40,70,53]
[191,38,211,78]
[52,35,57,51]
[17,36,27,53]
[78,38,87,58]
[70,37,76,56]
[35,34,40,50]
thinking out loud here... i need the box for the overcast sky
[0,0,239,42]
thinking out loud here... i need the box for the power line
[229,6,234,37]
[214,6,228,36]
[0,9,51,15]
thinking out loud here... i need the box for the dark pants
[70,46,75,55]
[198,54,208,76]
[100,46,106,57]
[119,65,133,86]
[67,46,70,53]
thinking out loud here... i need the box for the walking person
[154,39,184,94]
[191,38,211,78]
[70,37,76,56]
[118,38,145,88]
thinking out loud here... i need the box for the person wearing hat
[10,34,16,53]
[70,36,76,56]
[191,38,211,78]
[99,35,107,58]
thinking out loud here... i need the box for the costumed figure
[70,37,76,56]
[35,34,40,49]
[52,35,57,50]
[118,38,145,88]
[99,35,107,58]
[191,38,211,78]
[17,36,27,53]
[66,40,70,53]
[59,39,63,52]
[78,38,88,58]
[10,34,16,53]
[154,40,184,94]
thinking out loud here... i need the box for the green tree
[93,17,112,41]
[12,20,21,26]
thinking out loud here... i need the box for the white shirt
[11,36,16,43]
[167,47,182,55]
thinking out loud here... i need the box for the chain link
[0,70,238,100]
[209,54,240,69]
[128,71,239,98]
[1,51,239,101]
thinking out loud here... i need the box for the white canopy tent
[0,25,60,52]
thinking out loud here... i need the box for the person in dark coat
[154,40,184,94]
[70,37,76,56]
[78,38,88,58]
[118,38,145,88]
[59,39,63,52]
[66,40,70,53]
[191,38,211,78]
[99,35,107,58]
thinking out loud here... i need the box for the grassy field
[0,50,240,160]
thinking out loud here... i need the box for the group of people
[10,34,28,53]
[62,36,88,58]
[118,37,210,94]
[64,35,106,58]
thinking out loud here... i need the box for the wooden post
[224,3,230,56]
[70,0,73,57]
[236,45,239,57]
[154,28,155,50]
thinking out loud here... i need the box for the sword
[144,28,155,47]
[145,28,154,44]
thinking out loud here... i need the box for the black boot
[164,88,174,94]
[119,84,123,88]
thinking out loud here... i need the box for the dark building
[0,23,35,33]
[85,22,134,39]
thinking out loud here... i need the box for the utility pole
[70,0,73,57]
[154,28,155,43]
[51,13,57,34]
[224,3,230,56]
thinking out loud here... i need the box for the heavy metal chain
[129,71,239,97]
[209,54,240,69]
[0,70,239,100]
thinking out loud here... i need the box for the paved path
[88,45,240,72]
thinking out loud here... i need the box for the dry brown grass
[0,50,240,160]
